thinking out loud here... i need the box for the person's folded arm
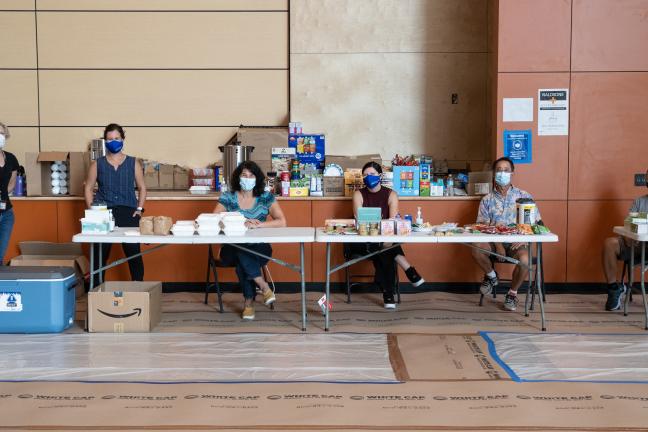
[260,201,287,228]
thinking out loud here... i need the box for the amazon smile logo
[97,308,142,319]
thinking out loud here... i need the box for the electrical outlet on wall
[451,93,458,104]
[635,173,647,186]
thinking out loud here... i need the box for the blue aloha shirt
[218,191,276,222]
[476,185,541,226]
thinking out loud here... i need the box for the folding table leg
[325,243,331,332]
[300,242,306,332]
[641,242,648,330]
[536,243,547,331]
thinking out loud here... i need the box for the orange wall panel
[4,201,58,262]
[569,73,648,200]
[566,200,633,282]
[496,73,570,200]
[497,0,571,72]
[572,0,648,72]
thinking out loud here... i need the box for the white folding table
[613,226,648,329]
[73,227,315,331]
[315,228,559,331]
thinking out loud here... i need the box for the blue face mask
[494,171,512,187]
[363,174,381,189]
[105,139,123,154]
[240,177,256,191]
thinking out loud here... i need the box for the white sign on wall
[538,89,569,136]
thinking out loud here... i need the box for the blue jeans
[0,208,15,265]
[219,243,272,299]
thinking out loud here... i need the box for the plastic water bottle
[447,175,455,197]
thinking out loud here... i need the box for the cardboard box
[323,176,344,196]
[467,182,491,195]
[158,164,174,189]
[237,127,289,174]
[468,171,493,184]
[10,241,89,298]
[88,281,162,333]
[392,166,420,196]
[142,160,160,189]
[344,169,363,197]
[327,154,382,172]
[288,134,326,170]
[289,187,309,197]
[173,166,190,190]
[25,151,87,196]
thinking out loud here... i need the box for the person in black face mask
[84,123,147,285]
[350,161,425,310]
[601,168,648,311]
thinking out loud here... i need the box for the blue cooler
[0,267,77,333]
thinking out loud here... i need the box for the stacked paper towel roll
[196,213,222,236]
[220,212,247,236]
[50,161,69,195]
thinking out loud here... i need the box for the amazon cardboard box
[327,154,382,172]
[88,281,162,333]
[10,241,89,298]
[25,151,87,196]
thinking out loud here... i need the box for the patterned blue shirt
[476,185,541,226]
[218,191,276,222]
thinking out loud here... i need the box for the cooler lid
[0,266,76,281]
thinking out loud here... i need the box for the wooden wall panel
[569,73,648,200]
[0,71,38,126]
[36,0,288,11]
[38,70,288,127]
[291,53,487,159]
[497,0,571,72]
[40,127,237,168]
[291,0,486,53]
[0,0,34,10]
[37,12,288,69]
[567,200,634,283]
[4,201,58,263]
[496,73,570,200]
[572,0,648,72]
[3,127,39,166]
[0,12,36,68]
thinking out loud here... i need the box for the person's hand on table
[133,210,142,217]
[245,219,262,229]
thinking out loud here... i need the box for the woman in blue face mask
[213,161,287,321]
[84,123,148,284]
[350,161,425,309]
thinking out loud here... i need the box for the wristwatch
[137,207,145,213]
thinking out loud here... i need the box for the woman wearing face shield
[213,161,287,320]
[84,123,147,284]
[0,122,18,265]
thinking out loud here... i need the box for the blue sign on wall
[504,129,532,164]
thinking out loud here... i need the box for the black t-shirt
[0,151,19,211]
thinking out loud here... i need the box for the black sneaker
[405,267,425,287]
[605,283,626,311]
[383,293,396,310]
[480,273,499,295]
[504,293,518,311]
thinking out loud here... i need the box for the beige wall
[290,0,490,162]
[1,0,289,168]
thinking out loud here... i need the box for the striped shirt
[94,156,138,208]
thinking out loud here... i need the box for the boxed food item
[392,166,420,196]
[357,207,382,226]
[88,281,162,333]
[0,267,77,333]
[323,176,344,196]
[396,219,412,236]
[289,187,309,197]
[271,147,296,173]
[419,163,431,197]
[142,160,160,189]
[381,219,396,235]
[10,242,89,298]
[24,151,88,196]
[344,169,363,197]
[324,219,356,234]
[288,134,326,170]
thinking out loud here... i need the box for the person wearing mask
[0,122,18,265]
[351,161,425,309]
[472,157,542,311]
[213,161,287,320]
[601,168,648,311]
[84,123,147,283]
